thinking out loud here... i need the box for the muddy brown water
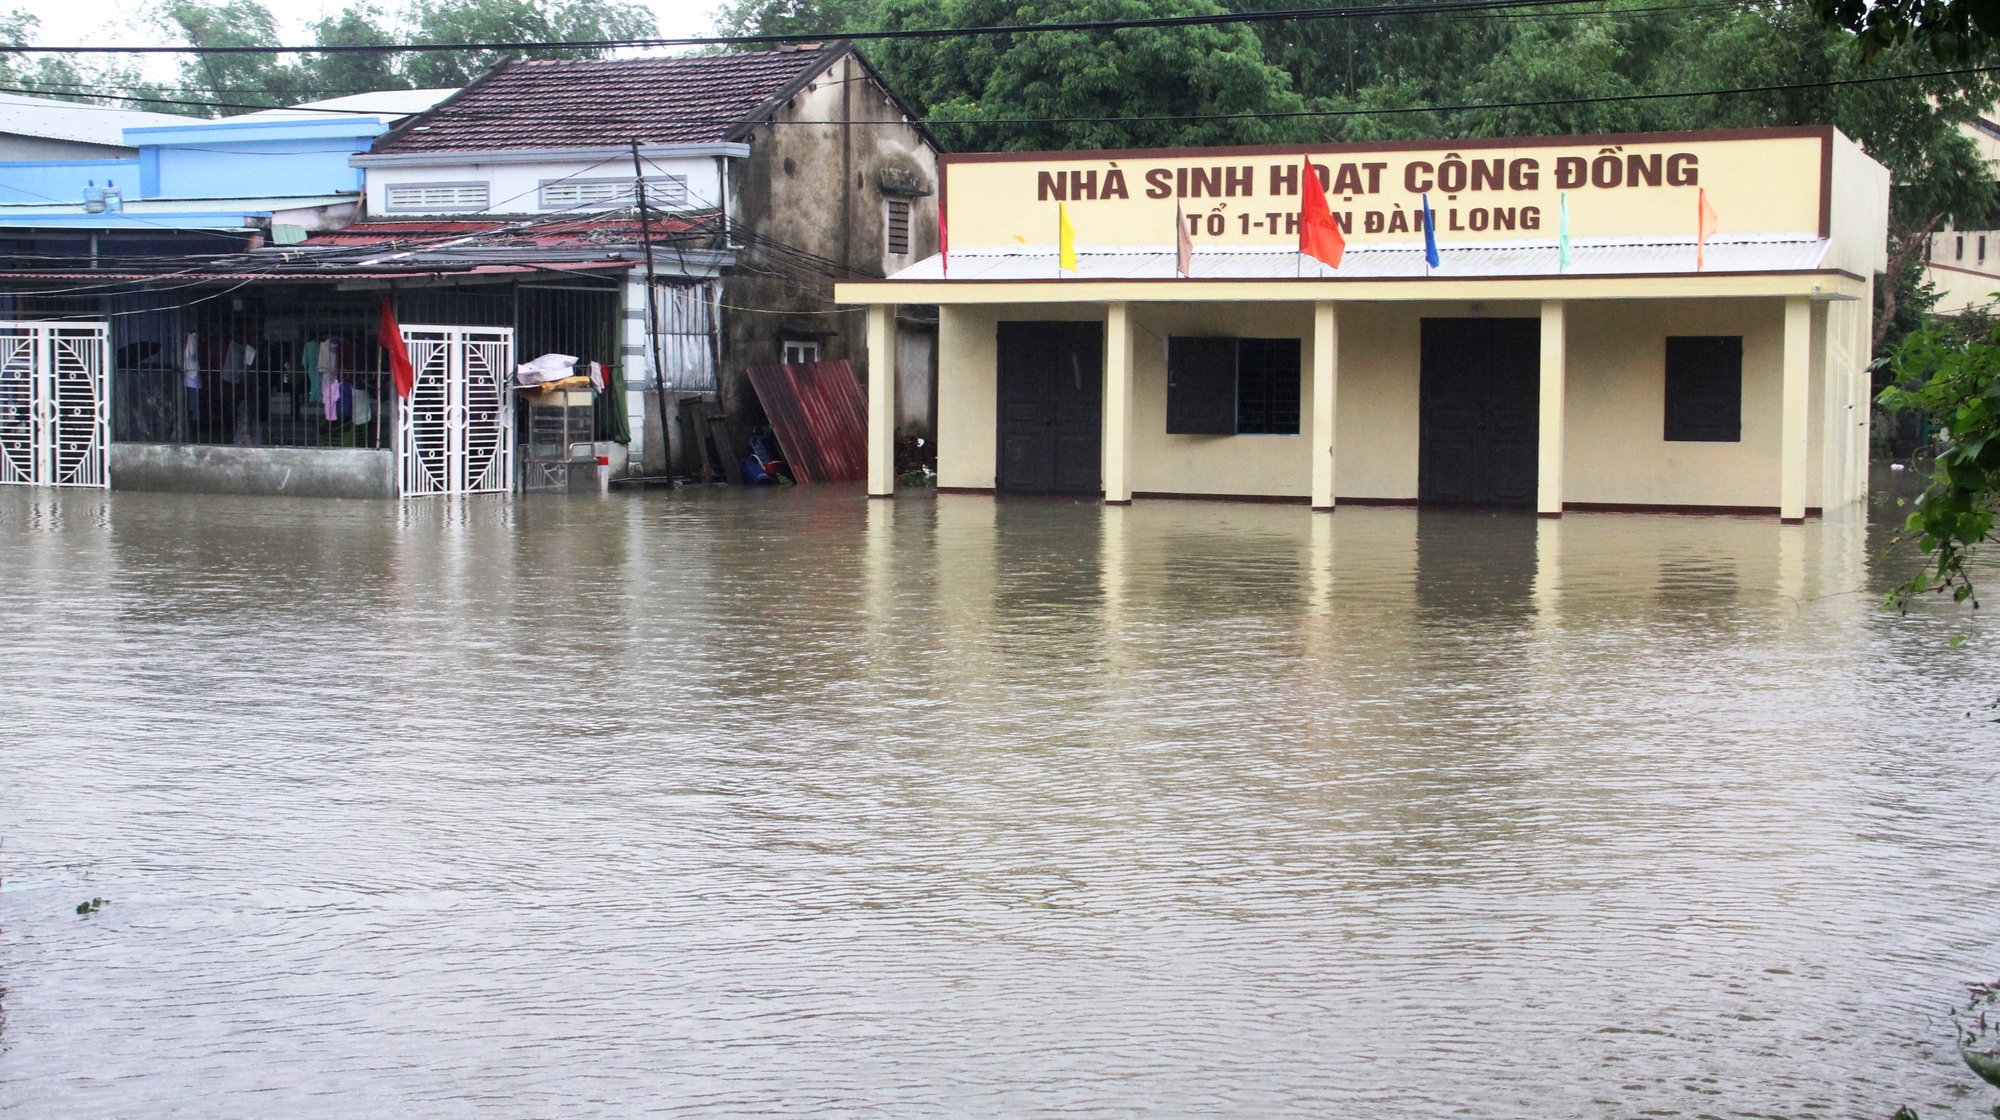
[1,478,1996,1117]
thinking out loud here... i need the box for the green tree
[0,8,176,112]
[399,0,658,87]
[153,0,311,112]
[711,0,876,39]
[1879,316,2000,611]
[303,6,413,98]
[870,0,1319,150]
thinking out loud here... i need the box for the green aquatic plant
[1955,979,2000,1115]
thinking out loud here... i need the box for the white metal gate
[397,325,514,497]
[0,321,109,488]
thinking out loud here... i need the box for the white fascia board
[351,143,750,168]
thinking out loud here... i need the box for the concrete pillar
[622,271,657,473]
[867,303,895,497]
[1781,295,1810,523]
[1311,300,1338,511]
[1103,301,1134,505]
[1537,300,1566,517]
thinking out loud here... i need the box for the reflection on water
[1,481,1997,1118]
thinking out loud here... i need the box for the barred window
[540,176,688,211]
[885,199,911,255]
[384,182,489,213]
[656,282,717,392]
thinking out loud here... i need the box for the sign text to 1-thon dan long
[1031,150,1703,237]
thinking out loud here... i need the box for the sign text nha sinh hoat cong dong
[941,130,1829,250]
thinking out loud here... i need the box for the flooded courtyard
[1,481,1996,1117]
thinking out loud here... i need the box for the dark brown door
[996,321,1102,495]
[1419,318,1539,508]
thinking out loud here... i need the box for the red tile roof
[374,45,842,153]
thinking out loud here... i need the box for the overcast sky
[10,0,723,85]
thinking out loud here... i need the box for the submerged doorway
[1418,318,1539,507]
[996,321,1102,495]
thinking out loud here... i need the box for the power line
[5,60,1994,133]
[0,0,1715,54]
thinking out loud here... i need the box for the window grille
[1235,338,1301,435]
[384,182,490,213]
[1164,336,1300,435]
[541,177,689,211]
[657,281,717,392]
[885,199,911,255]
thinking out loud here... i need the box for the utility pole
[632,141,679,478]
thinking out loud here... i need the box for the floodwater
[1,478,1996,1118]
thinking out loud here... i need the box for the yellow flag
[1058,202,1077,273]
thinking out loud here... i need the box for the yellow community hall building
[836,126,1888,521]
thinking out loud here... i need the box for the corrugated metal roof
[300,215,712,247]
[904,234,1831,282]
[0,262,628,282]
[0,92,186,148]
[226,90,459,125]
[745,359,868,484]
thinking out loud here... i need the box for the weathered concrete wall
[111,444,396,499]
[721,49,940,459]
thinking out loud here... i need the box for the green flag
[1558,191,1572,273]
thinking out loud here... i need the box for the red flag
[1696,188,1719,271]
[379,296,415,398]
[1299,157,1345,269]
[1175,202,1192,277]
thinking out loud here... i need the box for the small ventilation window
[885,199,911,255]
[384,182,489,213]
[1664,335,1742,442]
[783,340,819,365]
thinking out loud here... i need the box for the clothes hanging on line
[181,332,199,389]
[323,377,342,422]
[302,339,321,403]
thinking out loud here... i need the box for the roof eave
[351,142,751,168]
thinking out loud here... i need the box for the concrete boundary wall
[110,444,396,499]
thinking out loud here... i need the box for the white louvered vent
[538,176,689,211]
[384,182,490,213]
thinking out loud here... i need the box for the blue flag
[1421,193,1440,269]
[1558,191,1572,272]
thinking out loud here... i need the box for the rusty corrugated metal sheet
[746,359,868,484]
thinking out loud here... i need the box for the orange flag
[1696,188,1719,271]
[1298,157,1345,269]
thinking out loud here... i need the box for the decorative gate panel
[0,321,109,488]
[397,325,514,497]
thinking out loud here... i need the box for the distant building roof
[226,89,459,125]
[0,92,188,148]
[373,42,917,153]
